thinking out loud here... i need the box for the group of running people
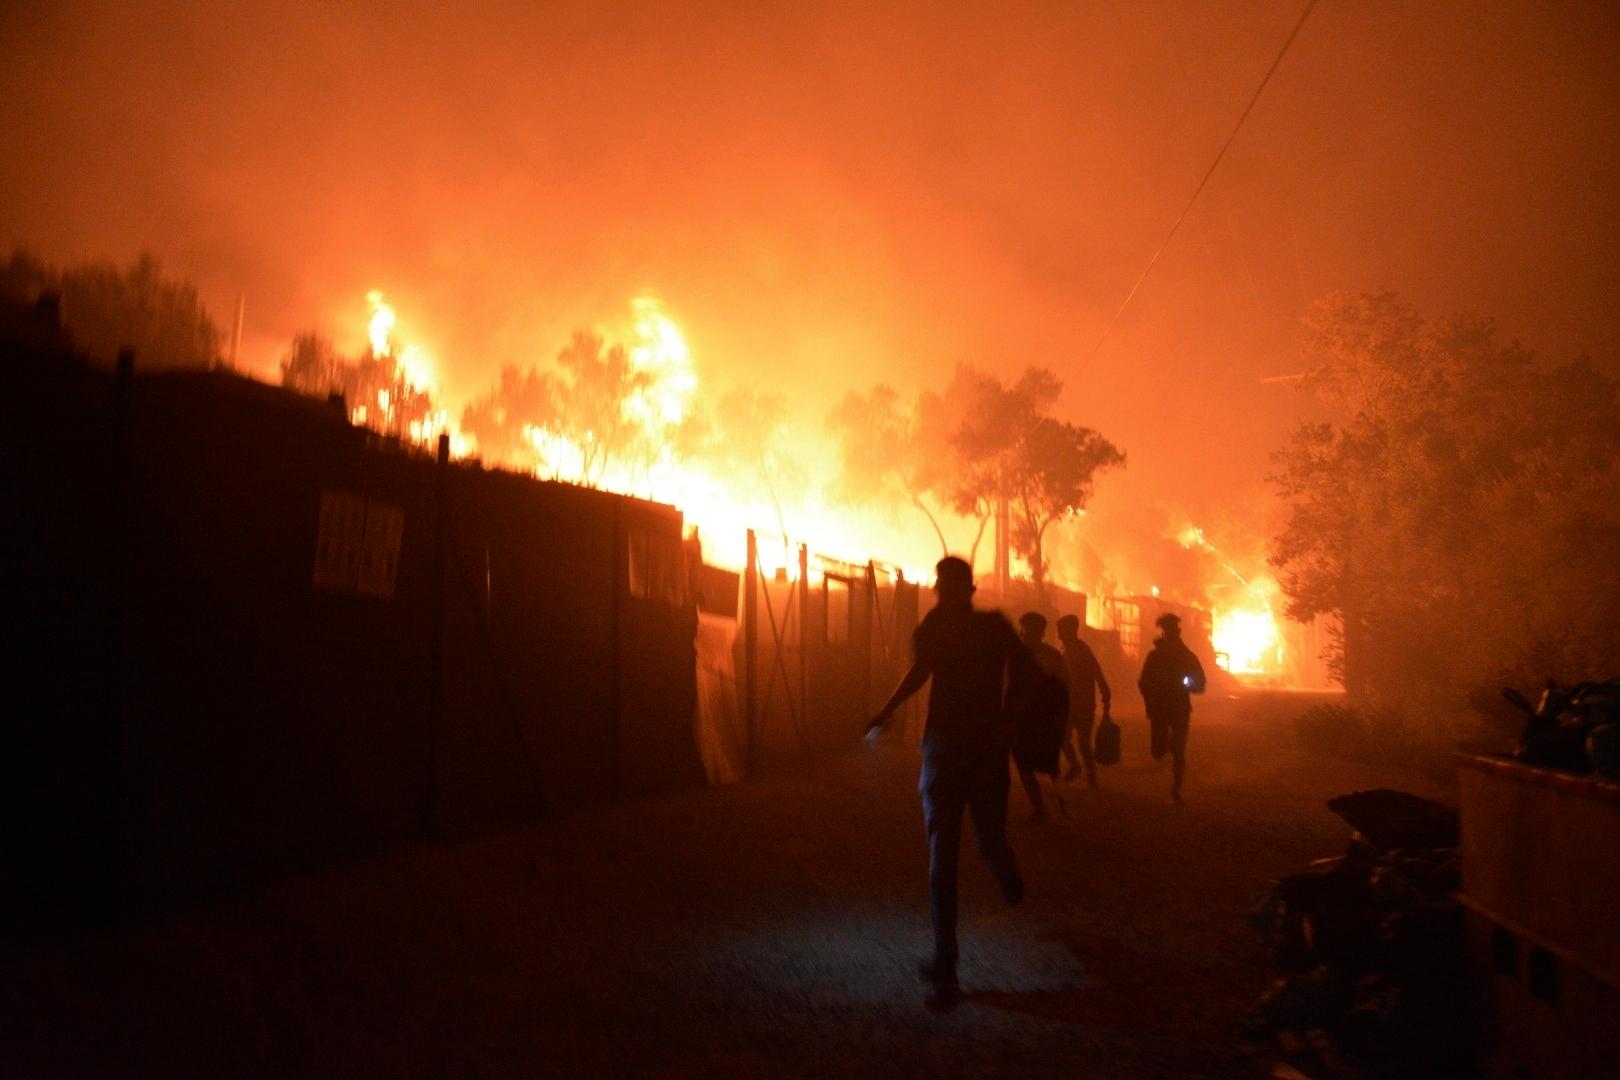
[867,556,1208,1009]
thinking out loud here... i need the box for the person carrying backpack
[1055,614,1111,788]
[1011,611,1070,820]
[1136,612,1205,804]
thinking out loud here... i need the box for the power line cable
[1084,0,1320,364]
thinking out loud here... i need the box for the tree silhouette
[831,363,1124,587]
[1270,292,1620,718]
[280,332,343,396]
[1005,417,1126,599]
[460,364,558,465]
[279,331,437,440]
[550,330,653,486]
[826,384,954,556]
[3,247,222,370]
[949,366,1123,597]
[682,386,805,538]
[457,329,681,487]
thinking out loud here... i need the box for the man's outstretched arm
[868,661,930,734]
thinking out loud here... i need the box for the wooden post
[744,529,758,770]
[228,293,243,371]
[863,561,879,716]
[107,348,137,909]
[798,543,809,738]
[609,501,624,799]
[995,493,1010,604]
[426,431,449,838]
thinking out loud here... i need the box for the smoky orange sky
[4,0,1618,543]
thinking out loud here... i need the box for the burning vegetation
[17,243,1617,715]
[280,292,451,448]
[263,287,1317,683]
[0,245,1326,685]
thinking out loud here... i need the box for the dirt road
[2,698,1454,1078]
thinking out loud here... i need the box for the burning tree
[460,334,679,487]
[457,299,709,497]
[280,332,344,396]
[950,366,1124,597]
[830,363,1124,592]
[279,323,438,441]
[459,364,557,465]
[1004,416,1128,599]
[1269,292,1620,722]
[685,386,806,539]
[826,383,958,556]
[546,329,653,485]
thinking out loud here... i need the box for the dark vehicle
[1504,679,1620,774]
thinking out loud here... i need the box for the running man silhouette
[1137,612,1206,804]
[867,556,1031,1010]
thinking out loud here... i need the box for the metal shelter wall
[1,348,705,934]
[740,531,916,767]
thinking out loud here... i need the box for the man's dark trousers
[919,739,1024,977]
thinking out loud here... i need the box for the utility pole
[425,431,449,838]
[994,493,1010,604]
[798,542,809,733]
[744,529,758,770]
[229,293,244,371]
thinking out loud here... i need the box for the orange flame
[352,292,1282,646]
[1177,524,1286,675]
[349,291,462,452]
[486,296,924,576]
[366,290,395,357]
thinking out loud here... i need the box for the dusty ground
[1,695,1455,1079]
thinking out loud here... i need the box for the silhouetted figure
[867,556,1029,1010]
[1137,612,1205,804]
[1013,611,1069,820]
[1056,614,1111,788]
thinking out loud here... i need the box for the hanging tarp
[694,611,747,784]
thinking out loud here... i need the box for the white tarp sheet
[694,612,747,784]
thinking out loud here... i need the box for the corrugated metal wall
[2,344,702,931]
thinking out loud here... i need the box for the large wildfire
[1177,525,1287,677]
[334,291,1306,683]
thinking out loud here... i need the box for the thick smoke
[3,0,1615,555]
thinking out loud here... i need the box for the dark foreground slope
[0,707,1451,1079]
